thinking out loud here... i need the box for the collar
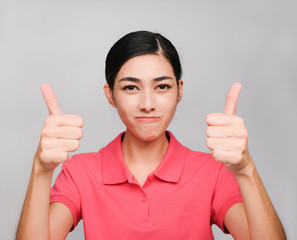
[102,131,186,185]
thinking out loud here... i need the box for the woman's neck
[121,130,169,169]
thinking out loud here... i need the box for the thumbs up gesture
[34,84,84,173]
[206,83,251,174]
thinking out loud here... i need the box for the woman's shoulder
[64,133,123,166]
[62,149,104,171]
[184,147,222,169]
[169,131,223,169]
[180,147,232,188]
[185,147,215,161]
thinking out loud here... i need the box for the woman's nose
[139,90,155,112]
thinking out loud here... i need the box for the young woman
[16,31,286,239]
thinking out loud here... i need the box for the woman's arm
[223,157,286,239]
[16,161,73,240]
[206,83,286,239]
[16,161,54,240]
[16,84,83,239]
[227,158,286,239]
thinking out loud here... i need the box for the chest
[80,177,215,240]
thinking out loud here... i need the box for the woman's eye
[157,84,170,90]
[123,85,137,91]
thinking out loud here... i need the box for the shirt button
[141,196,147,202]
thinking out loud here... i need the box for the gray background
[1,0,296,239]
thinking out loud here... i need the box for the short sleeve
[50,158,82,230]
[211,164,243,233]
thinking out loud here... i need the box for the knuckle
[240,141,246,150]
[60,152,69,162]
[231,152,242,164]
[236,116,244,125]
[39,150,46,161]
[76,116,84,127]
[235,139,244,149]
[242,129,248,138]
[205,114,211,124]
[45,116,54,125]
[40,138,47,149]
[74,140,80,150]
[206,138,211,147]
[242,139,247,150]
[40,150,52,163]
[205,127,211,137]
[235,128,248,138]
[212,149,220,160]
[79,129,83,139]
[44,118,50,125]
[75,128,83,139]
[79,117,84,127]
[52,151,68,163]
[235,154,242,163]
[41,128,48,138]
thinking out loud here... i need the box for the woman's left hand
[206,83,252,175]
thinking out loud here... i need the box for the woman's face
[104,54,183,142]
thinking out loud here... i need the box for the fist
[34,84,84,172]
[206,83,251,174]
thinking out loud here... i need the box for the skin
[104,54,183,185]
[205,83,286,239]
[16,54,286,239]
[16,84,81,240]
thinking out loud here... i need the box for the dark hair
[105,30,182,90]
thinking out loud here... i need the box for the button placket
[128,174,139,185]
[142,174,153,188]
[141,195,147,202]
[138,189,150,224]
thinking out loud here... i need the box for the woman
[16,31,286,239]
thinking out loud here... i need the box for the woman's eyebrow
[118,76,173,82]
[118,77,139,82]
[154,76,173,82]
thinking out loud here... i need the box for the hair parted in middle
[105,30,182,90]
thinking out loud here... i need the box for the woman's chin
[126,128,165,143]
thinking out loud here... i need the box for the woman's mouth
[136,116,160,123]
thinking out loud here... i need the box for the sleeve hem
[50,195,80,231]
[216,194,243,234]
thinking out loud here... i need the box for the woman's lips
[136,116,160,122]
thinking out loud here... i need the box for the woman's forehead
[116,54,175,80]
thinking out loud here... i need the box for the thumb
[224,82,242,115]
[40,84,62,115]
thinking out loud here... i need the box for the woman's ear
[177,79,183,103]
[103,84,116,108]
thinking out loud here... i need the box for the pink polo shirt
[50,131,242,239]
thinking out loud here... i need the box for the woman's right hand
[34,84,84,173]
